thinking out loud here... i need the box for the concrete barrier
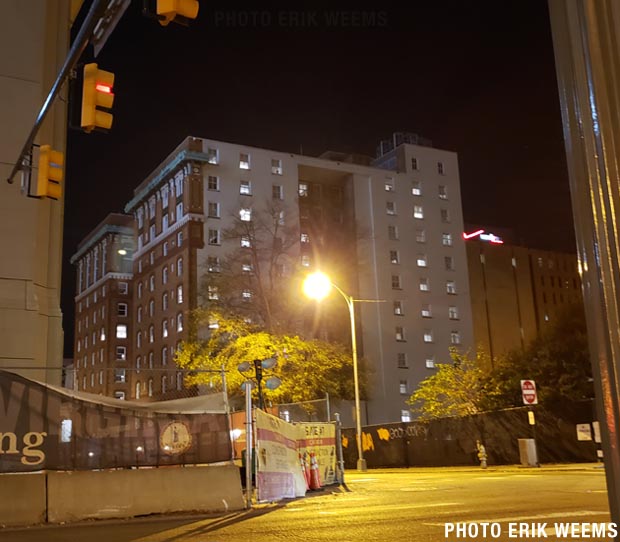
[47,464,244,523]
[0,472,46,527]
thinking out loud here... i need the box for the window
[272,184,283,200]
[416,229,426,243]
[391,275,402,289]
[417,255,427,267]
[208,228,221,245]
[115,369,126,383]
[397,353,408,368]
[401,410,412,423]
[207,147,219,164]
[149,325,154,343]
[116,346,126,360]
[414,205,424,219]
[162,292,168,310]
[386,201,396,215]
[163,214,169,231]
[177,313,183,332]
[411,157,418,170]
[241,235,251,247]
[162,375,167,394]
[240,180,251,195]
[177,285,183,303]
[100,327,106,341]
[137,331,142,348]
[148,352,154,369]
[419,278,429,291]
[451,331,461,345]
[412,181,422,196]
[162,346,168,366]
[425,357,435,369]
[277,210,285,226]
[208,201,220,218]
[239,208,252,221]
[271,159,282,175]
[118,282,128,295]
[442,233,453,246]
[445,256,455,271]
[388,225,399,240]
[393,301,404,315]
[177,231,183,247]
[298,182,308,197]
[114,391,126,400]
[116,325,127,339]
[208,286,219,300]
[242,290,252,302]
[150,251,155,265]
[149,224,156,243]
[399,380,408,395]
[162,267,168,284]
[176,257,183,276]
[176,372,183,391]
[148,378,153,398]
[421,304,432,318]
[449,306,459,320]
[208,175,219,191]
[208,256,220,273]
[438,161,445,175]
[301,254,310,267]
[423,330,434,343]
[395,326,406,341]
[441,208,451,223]
[390,250,400,264]
[239,153,250,169]
[176,201,184,220]
[242,262,253,273]
[162,320,168,338]
[384,181,394,191]
[135,382,141,400]
[301,232,310,244]
[438,185,448,199]
[446,280,457,294]
[149,299,155,317]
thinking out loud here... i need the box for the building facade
[73,134,474,424]
[465,232,582,364]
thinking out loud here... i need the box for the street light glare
[303,271,332,301]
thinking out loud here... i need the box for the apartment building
[465,230,582,364]
[72,133,474,424]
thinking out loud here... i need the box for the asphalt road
[0,465,610,542]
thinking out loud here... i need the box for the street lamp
[303,271,367,472]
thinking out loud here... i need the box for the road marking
[347,478,379,482]
[400,487,438,491]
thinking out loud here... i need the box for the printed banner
[297,422,337,485]
[0,370,232,472]
[255,409,306,501]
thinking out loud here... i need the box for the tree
[487,302,593,409]
[175,312,366,406]
[407,349,494,420]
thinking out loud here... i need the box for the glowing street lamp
[303,271,367,472]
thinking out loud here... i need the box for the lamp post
[303,271,368,472]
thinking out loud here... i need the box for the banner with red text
[297,422,337,485]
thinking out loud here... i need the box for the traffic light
[156,0,199,26]
[81,63,114,133]
[35,145,64,199]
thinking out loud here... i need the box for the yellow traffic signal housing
[157,0,199,26]
[81,63,115,133]
[35,145,64,199]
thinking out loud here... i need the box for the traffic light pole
[6,0,108,185]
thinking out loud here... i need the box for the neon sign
[462,229,504,244]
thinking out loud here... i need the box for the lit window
[301,255,311,267]
[395,326,405,341]
[208,256,220,273]
[207,147,219,164]
[412,181,422,196]
[149,275,155,292]
[208,286,219,300]
[426,358,435,369]
[414,205,424,219]
[208,201,220,218]
[177,231,183,247]
[114,391,126,400]
[149,299,155,316]
[149,325,154,343]
[390,250,400,264]
[177,313,183,332]
[386,201,396,215]
[416,229,426,243]
[442,233,453,246]
[162,320,168,338]
[148,352,154,369]
[177,257,183,276]
[399,380,408,395]
[242,262,252,273]
[135,381,141,399]
[271,159,283,175]
[393,301,404,315]
[116,346,126,360]
[438,185,448,199]
[446,280,457,294]
[240,208,252,221]
[240,180,251,195]
[423,330,433,343]
[162,347,168,366]
[419,278,429,291]
[148,378,153,397]
[100,327,106,341]
[208,229,220,245]
[449,306,459,320]
[116,325,127,339]
[397,353,407,368]
[242,290,252,301]
[162,292,168,310]
[301,233,310,244]
[241,235,251,248]
[208,175,219,191]
[277,210,285,225]
[391,275,402,289]
[272,184,283,200]
[385,181,394,191]
[298,182,308,197]
[451,331,461,345]
[240,153,250,169]
[421,304,432,318]
[115,369,126,383]
[417,255,427,267]
[388,225,399,240]
[401,410,412,422]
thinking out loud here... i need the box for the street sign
[521,379,538,405]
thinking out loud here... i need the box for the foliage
[487,302,593,409]
[175,312,365,405]
[407,349,494,420]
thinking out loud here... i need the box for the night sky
[62,1,573,356]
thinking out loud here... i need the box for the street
[0,465,610,542]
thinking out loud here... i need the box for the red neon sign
[96,83,113,93]
[462,229,504,244]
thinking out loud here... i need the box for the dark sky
[62,1,573,355]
